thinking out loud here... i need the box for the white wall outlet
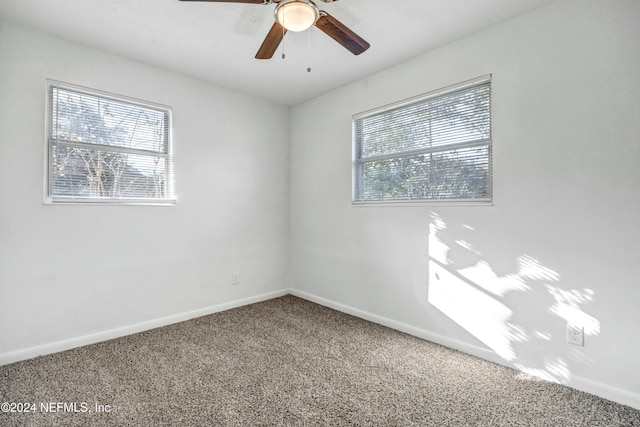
[231,273,240,285]
[567,324,584,346]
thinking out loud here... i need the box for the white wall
[289,0,640,409]
[0,19,290,362]
[2,0,640,412]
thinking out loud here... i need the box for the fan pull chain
[281,15,286,59]
[306,27,311,73]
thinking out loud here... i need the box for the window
[46,80,174,204]
[352,75,492,204]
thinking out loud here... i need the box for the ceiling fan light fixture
[275,0,319,32]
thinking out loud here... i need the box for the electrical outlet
[567,324,584,346]
[231,273,240,285]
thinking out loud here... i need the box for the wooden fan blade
[255,22,287,59]
[315,12,370,55]
[179,0,265,3]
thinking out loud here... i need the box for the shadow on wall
[427,212,600,384]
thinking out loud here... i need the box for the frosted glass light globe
[275,1,319,32]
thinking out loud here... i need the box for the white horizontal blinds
[353,76,491,202]
[48,81,173,202]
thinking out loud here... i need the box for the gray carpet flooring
[1,295,639,426]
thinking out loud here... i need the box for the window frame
[44,79,175,206]
[352,75,492,206]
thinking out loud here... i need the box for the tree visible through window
[46,80,174,204]
[352,76,492,204]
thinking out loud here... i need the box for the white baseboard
[0,288,290,366]
[290,289,640,411]
[569,375,640,412]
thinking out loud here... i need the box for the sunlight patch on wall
[517,255,560,282]
[456,255,561,298]
[547,286,600,335]
[455,240,482,255]
[427,212,567,366]
[429,260,517,361]
[533,330,552,341]
[458,261,529,297]
[427,212,600,386]
[428,219,449,265]
[514,358,571,384]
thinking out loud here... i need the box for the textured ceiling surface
[0,0,556,105]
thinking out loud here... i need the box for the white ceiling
[0,0,556,105]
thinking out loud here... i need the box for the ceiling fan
[179,0,370,59]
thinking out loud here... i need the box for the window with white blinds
[352,75,492,204]
[45,80,174,205]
